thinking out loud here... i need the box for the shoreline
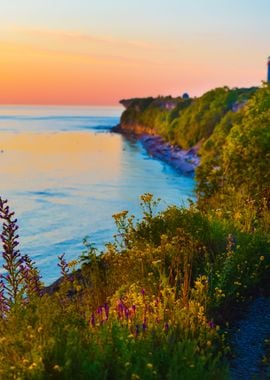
[46,127,199,292]
[112,125,199,176]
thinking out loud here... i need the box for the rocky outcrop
[112,122,155,136]
[140,134,199,175]
[112,122,199,176]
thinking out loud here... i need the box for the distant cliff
[115,87,257,150]
[115,96,192,137]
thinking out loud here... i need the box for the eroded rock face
[140,134,199,175]
[113,122,155,136]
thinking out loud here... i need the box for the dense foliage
[197,85,269,193]
[120,87,256,148]
[121,84,270,218]
[0,84,270,378]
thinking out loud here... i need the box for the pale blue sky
[0,0,269,104]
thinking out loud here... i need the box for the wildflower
[152,260,161,265]
[53,364,62,372]
[234,211,241,220]
[0,197,43,307]
[104,303,109,320]
[57,253,70,280]
[67,259,77,268]
[90,313,95,327]
[146,363,153,369]
[208,321,215,329]
[0,280,8,316]
[112,210,128,221]
[141,288,145,296]
[140,193,153,203]
[260,256,265,261]
[28,363,37,370]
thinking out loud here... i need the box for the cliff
[115,95,192,139]
[116,88,257,150]
[114,86,259,178]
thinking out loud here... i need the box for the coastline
[112,124,199,176]
[46,126,198,292]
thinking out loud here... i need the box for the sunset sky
[0,0,269,105]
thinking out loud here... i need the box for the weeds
[0,193,269,378]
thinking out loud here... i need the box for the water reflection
[0,132,122,181]
[0,106,195,284]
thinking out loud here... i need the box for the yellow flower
[28,363,37,370]
[234,211,241,220]
[68,259,78,268]
[260,256,265,261]
[53,364,62,372]
[112,210,128,221]
[147,363,153,369]
[140,193,153,203]
[151,260,161,265]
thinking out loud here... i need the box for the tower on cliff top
[268,56,270,82]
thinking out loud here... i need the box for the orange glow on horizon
[0,25,265,105]
[0,131,122,178]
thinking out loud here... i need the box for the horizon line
[0,103,124,108]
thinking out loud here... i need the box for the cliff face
[114,121,156,135]
[117,95,192,139]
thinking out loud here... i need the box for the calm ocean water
[0,105,195,284]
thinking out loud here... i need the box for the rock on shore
[112,124,199,176]
[140,134,199,175]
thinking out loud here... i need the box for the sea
[0,105,195,284]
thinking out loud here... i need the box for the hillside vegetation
[0,84,270,379]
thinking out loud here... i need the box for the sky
[0,0,269,105]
